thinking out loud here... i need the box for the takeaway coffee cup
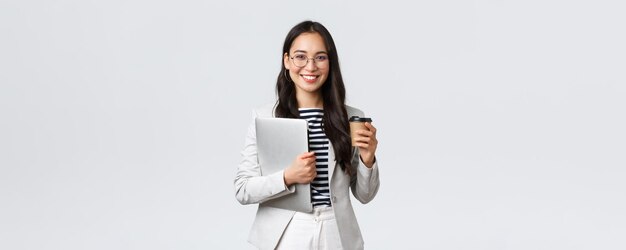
[349,116,373,146]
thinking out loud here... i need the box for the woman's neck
[296,90,323,109]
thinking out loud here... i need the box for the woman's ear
[283,53,291,70]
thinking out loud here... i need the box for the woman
[235,20,380,250]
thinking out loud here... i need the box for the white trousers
[276,206,343,250]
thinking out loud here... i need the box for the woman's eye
[316,55,328,61]
[294,54,307,60]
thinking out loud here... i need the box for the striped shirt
[299,108,332,207]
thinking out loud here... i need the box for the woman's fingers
[354,136,372,144]
[364,122,377,134]
[354,123,377,145]
[354,130,376,142]
[356,130,374,137]
[286,152,318,185]
[300,151,315,159]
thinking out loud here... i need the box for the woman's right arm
[234,111,296,205]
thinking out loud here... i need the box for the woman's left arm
[351,122,380,203]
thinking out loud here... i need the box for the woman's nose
[305,59,318,71]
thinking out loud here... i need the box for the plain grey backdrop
[1,0,625,249]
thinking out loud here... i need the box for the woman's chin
[295,82,323,93]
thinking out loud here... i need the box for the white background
[1,0,625,249]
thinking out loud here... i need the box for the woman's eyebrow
[293,49,328,54]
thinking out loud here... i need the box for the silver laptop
[255,117,312,212]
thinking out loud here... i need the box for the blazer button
[332,196,337,202]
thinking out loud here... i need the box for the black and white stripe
[299,108,332,207]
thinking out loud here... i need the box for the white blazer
[234,103,380,250]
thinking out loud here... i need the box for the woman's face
[284,32,330,96]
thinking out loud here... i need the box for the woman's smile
[301,74,320,83]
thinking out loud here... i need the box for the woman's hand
[284,152,317,186]
[354,122,378,168]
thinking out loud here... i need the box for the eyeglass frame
[287,53,330,68]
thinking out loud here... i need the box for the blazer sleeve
[350,153,380,204]
[234,109,296,205]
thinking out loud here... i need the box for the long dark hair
[275,21,353,174]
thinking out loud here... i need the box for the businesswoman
[235,21,380,250]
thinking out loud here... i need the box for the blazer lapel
[327,142,336,182]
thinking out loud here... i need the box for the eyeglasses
[289,54,329,68]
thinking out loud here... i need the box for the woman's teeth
[302,75,317,80]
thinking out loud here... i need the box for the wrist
[360,155,375,168]
[283,169,293,186]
